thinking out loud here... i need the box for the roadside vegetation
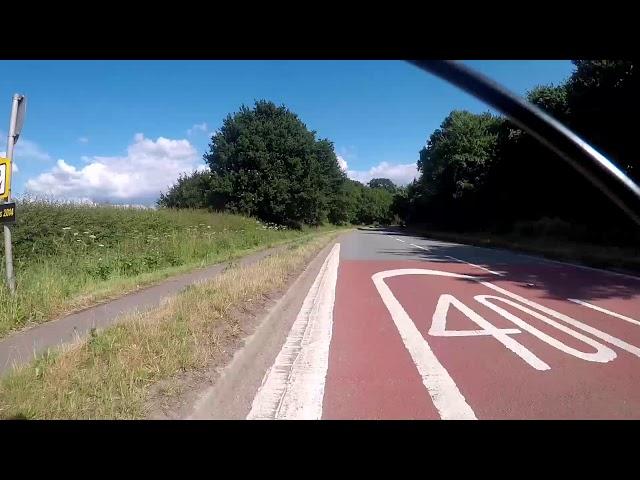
[158,100,400,226]
[1,59,635,418]
[0,231,340,419]
[2,61,634,337]
[0,199,332,338]
[159,62,639,272]
[398,60,639,254]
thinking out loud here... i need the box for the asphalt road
[247,227,640,420]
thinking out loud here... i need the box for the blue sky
[0,60,575,204]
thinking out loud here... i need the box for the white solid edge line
[246,243,341,420]
[568,298,640,327]
[372,269,477,420]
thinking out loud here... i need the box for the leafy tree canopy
[368,178,397,192]
[204,100,345,227]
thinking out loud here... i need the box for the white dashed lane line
[405,241,503,277]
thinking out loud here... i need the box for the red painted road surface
[321,231,640,419]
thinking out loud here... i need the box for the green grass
[0,199,337,338]
[0,231,342,419]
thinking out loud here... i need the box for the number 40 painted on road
[372,268,640,372]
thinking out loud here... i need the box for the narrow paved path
[0,245,284,376]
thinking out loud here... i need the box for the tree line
[158,100,397,227]
[160,61,637,245]
[400,60,638,245]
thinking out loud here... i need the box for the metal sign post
[2,94,26,294]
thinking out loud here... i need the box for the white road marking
[374,269,627,380]
[247,243,340,420]
[476,295,616,363]
[406,241,503,276]
[481,282,640,358]
[395,237,406,243]
[372,269,477,420]
[568,299,640,327]
[430,294,521,337]
[408,232,640,281]
[430,293,549,371]
[445,255,503,276]
[385,229,640,281]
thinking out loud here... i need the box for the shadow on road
[364,226,640,303]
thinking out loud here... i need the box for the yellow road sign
[0,157,11,201]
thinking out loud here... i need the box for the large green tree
[357,187,394,225]
[328,178,396,226]
[204,100,345,227]
[415,110,503,228]
[368,178,397,192]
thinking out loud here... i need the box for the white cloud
[187,122,208,136]
[78,137,89,144]
[337,155,348,172]
[347,161,418,186]
[25,133,205,204]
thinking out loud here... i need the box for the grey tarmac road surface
[342,227,589,267]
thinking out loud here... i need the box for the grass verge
[0,199,337,338]
[0,230,344,419]
[405,227,640,274]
